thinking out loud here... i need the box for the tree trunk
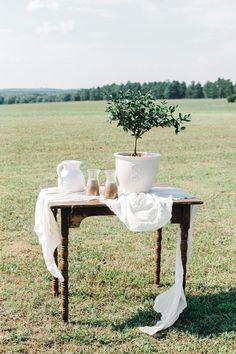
[133,137,138,156]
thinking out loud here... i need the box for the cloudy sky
[0,0,235,88]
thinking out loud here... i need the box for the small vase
[86,169,100,196]
[104,170,118,199]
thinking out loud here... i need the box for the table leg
[154,228,162,285]
[180,205,190,291]
[52,208,59,297]
[52,248,59,296]
[61,208,70,322]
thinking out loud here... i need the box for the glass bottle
[104,170,118,199]
[86,169,100,196]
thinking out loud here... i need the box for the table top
[50,185,203,209]
[53,198,202,208]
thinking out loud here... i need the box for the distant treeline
[0,78,235,105]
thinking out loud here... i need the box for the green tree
[164,81,183,99]
[203,81,219,98]
[194,82,204,98]
[125,81,141,93]
[89,88,96,100]
[94,87,103,100]
[36,96,43,103]
[47,95,57,102]
[186,81,204,98]
[227,95,236,103]
[216,78,233,98]
[80,89,90,100]
[61,93,72,102]
[148,81,167,99]
[5,96,17,104]
[106,90,191,155]
[72,91,80,101]
[186,82,194,98]
[179,82,187,98]
[18,96,29,103]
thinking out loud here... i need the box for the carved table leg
[52,248,59,296]
[154,228,162,285]
[52,208,59,296]
[61,208,70,322]
[180,205,190,291]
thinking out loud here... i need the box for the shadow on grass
[111,289,236,337]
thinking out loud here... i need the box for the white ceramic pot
[114,152,161,193]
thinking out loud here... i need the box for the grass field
[0,99,235,353]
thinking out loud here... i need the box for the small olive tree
[106,90,191,156]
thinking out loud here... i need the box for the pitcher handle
[57,162,64,177]
[115,174,120,186]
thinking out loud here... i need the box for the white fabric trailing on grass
[106,192,196,335]
[34,186,196,334]
[139,207,196,335]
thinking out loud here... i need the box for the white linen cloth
[106,190,196,335]
[34,186,196,334]
[106,192,173,232]
[34,187,99,282]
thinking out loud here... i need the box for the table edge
[50,198,203,209]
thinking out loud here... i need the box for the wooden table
[51,195,203,322]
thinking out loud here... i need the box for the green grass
[0,99,235,353]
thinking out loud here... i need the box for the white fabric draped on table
[34,186,196,335]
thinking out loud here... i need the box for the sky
[0,0,235,89]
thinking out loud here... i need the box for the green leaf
[105,90,191,154]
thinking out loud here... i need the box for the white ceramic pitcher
[57,160,85,193]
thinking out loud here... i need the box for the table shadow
[111,289,236,337]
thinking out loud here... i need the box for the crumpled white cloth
[105,189,196,335]
[34,187,99,282]
[34,186,196,335]
[139,206,196,335]
[106,192,173,232]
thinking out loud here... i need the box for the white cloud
[0,28,13,34]
[26,0,59,11]
[9,56,32,64]
[59,20,74,33]
[73,6,112,18]
[0,28,19,42]
[36,20,74,33]
[71,0,133,5]
[1,0,235,88]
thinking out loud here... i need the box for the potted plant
[106,90,191,193]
